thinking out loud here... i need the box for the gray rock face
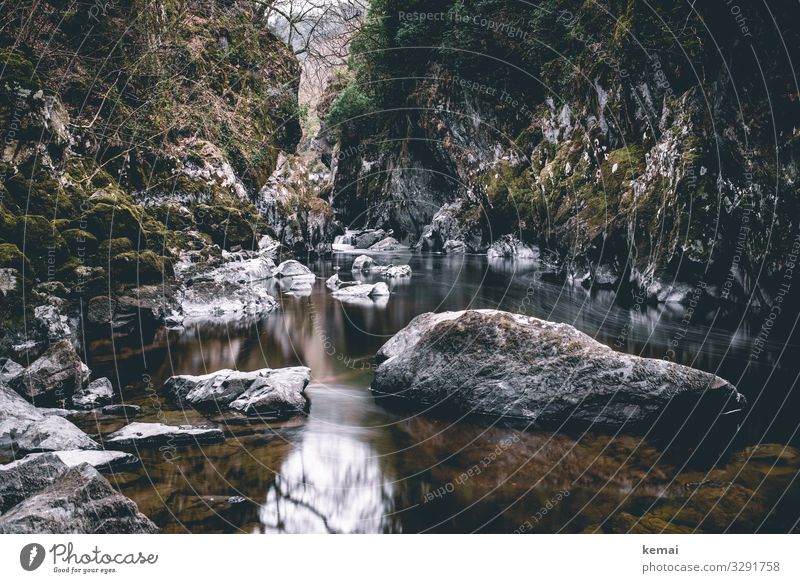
[274,259,313,278]
[72,377,114,410]
[351,255,374,271]
[106,422,225,449]
[373,310,746,432]
[353,229,387,249]
[0,453,68,513]
[369,236,403,251]
[486,235,539,259]
[0,385,99,455]
[8,340,88,405]
[0,463,157,533]
[34,301,72,342]
[163,367,311,418]
[0,357,23,384]
[443,239,466,254]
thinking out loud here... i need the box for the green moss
[15,215,69,269]
[98,237,133,258]
[61,229,98,256]
[0,243,33,273]
[110,250,172,284]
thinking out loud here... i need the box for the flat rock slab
[6,450,139,472]
[331,282,389,298]
[163,367,311,418]
[105,422,224,449]
[373,310,746,433]
[0,462,156,533]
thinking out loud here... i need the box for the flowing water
[82,253,800,533]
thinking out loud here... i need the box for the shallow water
[84,253,800,533]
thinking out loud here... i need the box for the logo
[20,543,46,571]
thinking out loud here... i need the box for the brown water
[82,253,800,533]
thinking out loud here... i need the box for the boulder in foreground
[373,310,746,433]
[0,461,156,533]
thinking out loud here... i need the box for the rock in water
[105,422,225,449]
[0,385,99,455]
[373,310,746,433]
[369,236,402,251]
[443,239,466,254]
[351,255,374,271]
[4,450,138,472]
[8,340,88,405]
[378,264,412,277]
[163,367,311,418]
[486,235,539,259]
[326,273,342,290]
[72,377,114,409]
[353,229,386,249]
[331,282,390,298]
[274,260,313,278]
[0,463,157,533]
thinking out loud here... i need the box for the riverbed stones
[72,377,114,409]
[0,384,99,455]
[5,450,138,472]
[0,462,157,533]
[351,255,374,271]
[162,367,311,418]
[105,422,224,448]
[373,310,746,432]
[8,340,88,405]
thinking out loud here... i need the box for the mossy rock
[14,215,70,268]
[55,259,107,296]
[0,243,33,274]
[61,229,99,257]
[193,202,262,250]
[82,199,145,241]
[110,251,172,284]
[98,237,133,258]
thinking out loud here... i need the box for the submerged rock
[8,340,88,405]
[106,422,225,448]
[163,367,311,418]
[373,310,745,433]
[0,385,99,455]
[351,255,374,271]
[0,463,157,533]
[72,377,114,410]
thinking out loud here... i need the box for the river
[82,252,800,533]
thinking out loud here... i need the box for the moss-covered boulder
[61,229,98,257]
[98,237,133,258]
[0,243,33,274]
[110,251,172,284]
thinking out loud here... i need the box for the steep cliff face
[325,0,800,306]
[0,0,313,347]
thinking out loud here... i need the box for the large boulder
[368,236,403,251]
[373,310,746,433]
[0,357,23,384]
[353,229,386,249]
[105,422,225,449]
[0,463,157,533]
[8,340,88,405]
[163,367,311,418]
[72,377,114,410]
[351,255,374,271]
[378,264,412,278]
[0,384,99,455]
[273,259,313,278]
[486,235,539,259]
[331,282,390,299]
